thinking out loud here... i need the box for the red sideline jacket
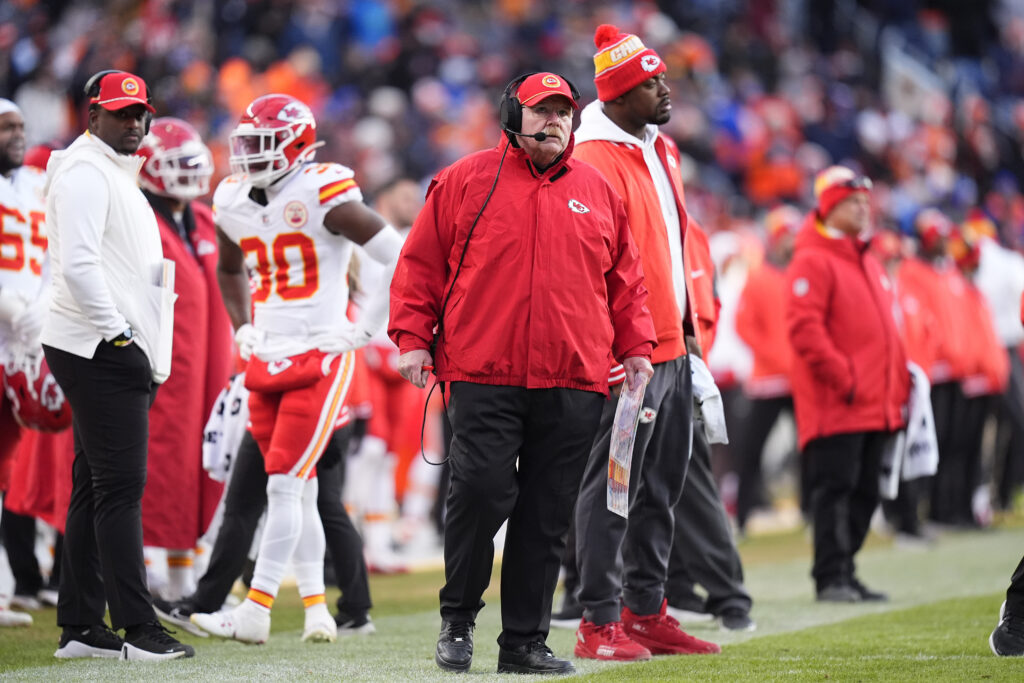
[735,261,792,398]
[897,258,971,383]
[786,215,909,450]
[960,281,1010,397]
[142,199,234,549]
[389,137,655,394]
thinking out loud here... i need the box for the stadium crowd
[3,0,1024,667]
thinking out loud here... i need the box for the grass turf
[1,522,1021,681]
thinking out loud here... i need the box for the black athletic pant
[191,428,371,618]
[996,349,1024,509]
[1006,554,1024,615]
[806,430,887,591]
[44,341,158,630]
[0,506,42,596]
[666,424,751,617]
[439,382,603,649]
[733,395,792,532]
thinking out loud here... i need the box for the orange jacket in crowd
[735,261,792,398]
[959,280,1010,397]
[786,214,910,451]
[897,258,972,383]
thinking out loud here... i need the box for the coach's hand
[623,356,654,391]
[398,348,434,388]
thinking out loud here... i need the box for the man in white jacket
[40,70,193,661]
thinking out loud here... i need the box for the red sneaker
[574,619,652,661]
[621,599,721,655]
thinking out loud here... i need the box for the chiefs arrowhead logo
[267,359,293,376]
[641,55,661,72]
[568,199,590,214]
[639,407,657,424]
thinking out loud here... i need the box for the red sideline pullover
[389,136,655,395]
[786,214,909,450]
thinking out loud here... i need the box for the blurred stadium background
[3,0,1023,241]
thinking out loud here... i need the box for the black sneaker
[550,591,583,630]
[54,623,124,659]
[718,608,757,632]
[816,583,861,603]
[153,597,208,638]
[991,601,1024,656]
[850,578,888,602]
[497,640,574,675]
[334,611,376,636]
[121,621,195,661]
[435,619,474,672]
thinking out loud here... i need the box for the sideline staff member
[786,166,909,603]
[390,71,656,675]
[41,70,193,661]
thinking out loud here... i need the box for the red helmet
[2,353,71,433]
[229,94,319,188]
[138,117,213,201]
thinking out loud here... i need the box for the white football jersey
[0,165,48,350]
[214,161,362,360]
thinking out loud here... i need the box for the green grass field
[2,521,1022,681]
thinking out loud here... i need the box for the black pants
[0,506,42,596]
[192,428,371,618]
[666,424,751,616]
[732,395,792,532]
[806,430,888,591]
[576,356,693,625]
[996,349,1024,509]
[440,382,603,649]
[1007,554,1024,615]
[44,341,157,630]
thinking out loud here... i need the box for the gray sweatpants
[575,355,693,625]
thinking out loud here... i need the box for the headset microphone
[500,125,547,142]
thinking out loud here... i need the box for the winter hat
[592,24,666,102]
[814,165,872,219]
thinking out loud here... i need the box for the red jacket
[960,281,1010,397]
[735,262,792,398]
[389,137,655,394]
[786,215,909,450]
[897,258,971,383]
[142,199,234,548]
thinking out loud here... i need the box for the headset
[84,69,153,135]
[499,72,580,148]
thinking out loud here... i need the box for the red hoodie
[786,214,909,450]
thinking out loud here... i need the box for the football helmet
[2,352,71,433]
[138,117,214,201]
[228,94,320,188]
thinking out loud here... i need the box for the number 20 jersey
[213,162,361,360]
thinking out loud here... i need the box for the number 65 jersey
[0,165,47,352]
[213,161,361,360]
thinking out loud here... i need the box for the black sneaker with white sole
[334,611,376,636]
[121,621,195,661]
[54,623,124,659]
[153,597,209,638]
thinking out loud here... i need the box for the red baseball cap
[516,73,579,109]
[91,72,155,113]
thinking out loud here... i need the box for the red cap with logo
[516,73,579,109]
[91,72,155,113]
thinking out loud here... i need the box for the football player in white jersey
[190,94,404,645]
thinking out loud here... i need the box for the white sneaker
[0,605,32,627]
[190,601,270,644]
[10,594,42,610]
[302,604,337,643]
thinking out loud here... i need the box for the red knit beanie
[593,24,666,102]
[814,165,871,219]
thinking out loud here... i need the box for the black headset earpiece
[84,69,154,135]
[499,72,581,148]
